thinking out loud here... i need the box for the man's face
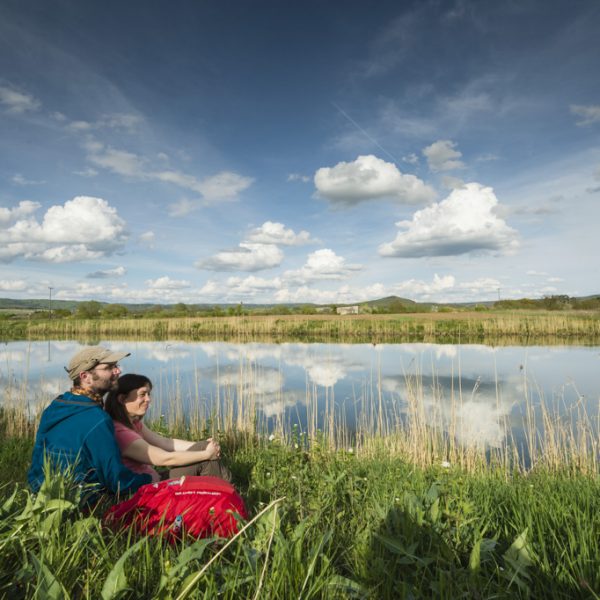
[84,362,121,394]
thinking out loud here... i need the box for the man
[28,346,152,501]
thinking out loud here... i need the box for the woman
[104,373,231,483]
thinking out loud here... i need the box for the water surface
[1,340,598,451]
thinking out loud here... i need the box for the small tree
[101,304,128,318]
[172,302,189,316]
[76,301,102,319]
[300,304,316,315]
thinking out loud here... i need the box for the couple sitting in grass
[28,346,229,502]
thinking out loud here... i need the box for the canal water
[1,340,598,451]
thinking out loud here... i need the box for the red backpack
[104,476,247,541]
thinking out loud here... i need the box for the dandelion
[441,460,451,468]
[347,447,354,454]
[294,443,299,449]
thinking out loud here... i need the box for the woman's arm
[122,436,220,467]
[139,423,198,451]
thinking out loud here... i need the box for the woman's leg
[168,441,232,481]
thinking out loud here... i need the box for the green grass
[1,412,599,599]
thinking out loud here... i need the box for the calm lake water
[1,340,598,451]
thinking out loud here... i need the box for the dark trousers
[167,440,232,482]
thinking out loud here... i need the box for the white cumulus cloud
[284,249,362,283]
[0,196,128,263]
[223,275,283,297]
[246,221,314,246]
[379,182,519,258]
[274,285,360,305]
[0,279,27,291]
[147,276,191,289]
[391,274,456,298]
[314,154,435,205]
[197,243,284,272]
[422,140,465,172]
[0,201,40,224]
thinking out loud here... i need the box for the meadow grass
[4,310,600,344]
[1,399,599,599]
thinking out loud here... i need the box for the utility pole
[48,286,53,319]
[497,288,501,301]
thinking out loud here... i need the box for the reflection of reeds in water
[141,357,599,475]
[3,350,598,475]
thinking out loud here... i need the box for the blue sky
[1,0,599,305]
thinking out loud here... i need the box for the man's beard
[90,371,119,394]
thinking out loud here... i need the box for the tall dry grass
[13,311,600,344]
[3,341,598,476]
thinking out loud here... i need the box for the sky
[1,0,599,306]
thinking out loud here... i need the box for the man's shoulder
[47,391,107,420]
[55,391,106,409]
[59,390,96,403]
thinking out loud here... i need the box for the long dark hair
[104,373,153,430]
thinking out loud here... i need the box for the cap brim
[103,351,131,363]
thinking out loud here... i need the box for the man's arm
[83,416,151,495]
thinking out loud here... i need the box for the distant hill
[0,298,81,311]
[358,295,417,309]
[0,295,418,312]
[1,293,598,315]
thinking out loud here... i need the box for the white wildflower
[441,460,451,468]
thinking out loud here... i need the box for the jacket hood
[37,391,102,433]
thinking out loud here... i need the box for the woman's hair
[104,373,153,429]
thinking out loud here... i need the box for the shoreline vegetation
[2,310,600,344]
[1,404,599,598]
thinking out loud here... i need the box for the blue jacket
[28,391,151,499]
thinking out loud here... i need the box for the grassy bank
[1,408,599,599]
[2,310,600,344]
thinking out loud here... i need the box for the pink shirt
[113,420,160,482]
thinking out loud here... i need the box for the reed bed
[1,405,599,598]
[2,346,598,476]
[9,310,600,344]
[1,345,599,597]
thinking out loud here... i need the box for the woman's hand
[205,438,221,460]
